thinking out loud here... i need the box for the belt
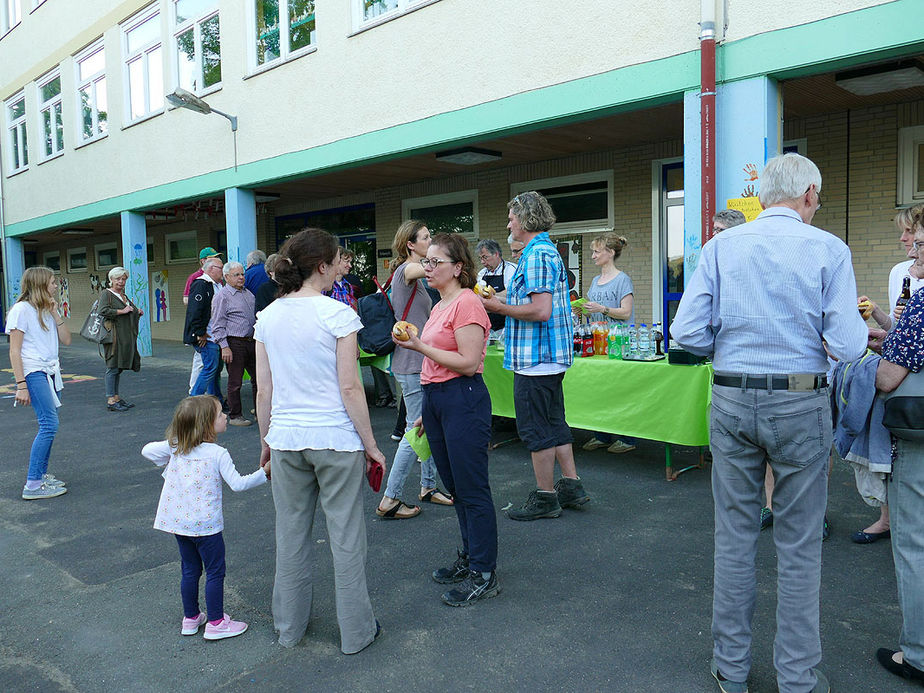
[713,373,828,392]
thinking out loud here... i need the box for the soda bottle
[582,324,594,358]
[608,326,621,360]
[593,324,607,355]
[573,325,582,357]
[652,322,664,356]
[897,276,912,308]
[638,323,651,357]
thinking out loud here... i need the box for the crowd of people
[6,154,924,689]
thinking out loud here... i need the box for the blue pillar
[682,89,703,284]
[3,235,25,312]
[120,211,152,357]
[224,188,257,265]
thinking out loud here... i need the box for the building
[2,0,923,350]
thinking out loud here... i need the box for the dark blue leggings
[175,532,226,621]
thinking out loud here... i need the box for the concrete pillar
[2,235,25,312]
[224,188,257,265]
[120,211,152,357]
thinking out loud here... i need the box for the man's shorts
[513,372,573,452]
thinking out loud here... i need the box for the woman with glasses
[392,234,497,606]
[376,220,453,520]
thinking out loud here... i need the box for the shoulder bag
[881,367,924,441]
[79,298,112,345]
[356,272,418,356]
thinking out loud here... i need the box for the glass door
[661,162,684,328]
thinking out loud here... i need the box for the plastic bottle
[608,327,621,360]
[652,322,664,355]
[593,324,607,356]
[582,324,594,358]
[573,324,583,357]
[638,323,651,358]
[627,323,638,358]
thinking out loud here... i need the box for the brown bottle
[897,276,912,307]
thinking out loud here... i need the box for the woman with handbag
[97,266,142,412]
[6,267,72,500]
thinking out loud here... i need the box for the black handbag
[881,368,924,441]
[356,272,418,356]
[79,299,112,345]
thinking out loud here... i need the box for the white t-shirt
[254,295,364,452]
[477,261,517,291]
[142,440,267,536]
[5,301,59,375]
[888,260,924,313]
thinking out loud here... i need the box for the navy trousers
[175,532,226,621]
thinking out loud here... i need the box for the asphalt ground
[0,337,915,692]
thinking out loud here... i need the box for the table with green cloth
[481,347,713,479]
[358,349,391,373]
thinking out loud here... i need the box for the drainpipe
[0,138,8,315]
[700,0,717,246]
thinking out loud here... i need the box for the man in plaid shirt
[481,191,590,520]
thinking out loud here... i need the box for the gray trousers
[891,438,924,670]
[271,447,376,654]
[710,385,831,693]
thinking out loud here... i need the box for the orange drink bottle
[593,324,607,355]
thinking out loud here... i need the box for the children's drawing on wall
[89,273,103,293]
[152,270,170,322]
[743,163,759,181]
[58,277,70,318]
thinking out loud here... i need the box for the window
[43,251,60,271]
[95,242,118,270]
[511,171,614,233]
[5,91,28,173]
[898,126,924,206]
[67,247,88,273]
[173,0,221,94]
[402,191,478,240]
[352,0,434,30]
[253,0,316,69]
[2,0,21,34]
[75,40,108,143]
[37,69,64,159]
[166,230,197,263]
[123,6,164,123]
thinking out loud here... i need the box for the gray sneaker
[554,476,590,509]
[41,474,65,488]
[22,483,68,500]
[506,490,561,521]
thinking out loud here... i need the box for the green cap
[199,247,221,260]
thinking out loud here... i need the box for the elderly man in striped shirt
[211,261,258,426]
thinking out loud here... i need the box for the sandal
[375,499,421,519]
[419,489,454,506]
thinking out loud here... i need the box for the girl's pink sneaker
[203,614,248,640]
[181,612,207,636]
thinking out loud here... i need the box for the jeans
[188,349,203,394]
[175,532,226,622]
[422,375,497,572]
[105,367,123,397]
[384,372,436,498]
[890,437,924,670]
[25,371,60,482]
[709,385,831,693]
[192,342,221,397]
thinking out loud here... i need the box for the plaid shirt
[327,279,357,311]
[504,232,574,371]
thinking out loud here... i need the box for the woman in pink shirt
[392,233,497,607]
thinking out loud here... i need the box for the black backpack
[356,273,418,356]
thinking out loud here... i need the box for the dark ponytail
[274,227,339,295]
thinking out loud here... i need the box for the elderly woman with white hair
[211,260,258,426]
[97,266,143,412]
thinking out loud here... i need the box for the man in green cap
[184,247,222,394]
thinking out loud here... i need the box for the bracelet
[56,321,64,326]
[16,379,25,384]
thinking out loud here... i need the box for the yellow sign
[726,197,763,222]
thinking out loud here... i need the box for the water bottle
[627,323,638,358]
[638,323,651,357]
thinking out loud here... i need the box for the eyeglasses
[419,257,453,269]
[805,184,821,209]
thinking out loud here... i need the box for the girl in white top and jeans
[254,227,386,654]
[6,267,71,500]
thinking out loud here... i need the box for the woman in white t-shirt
[254,227,386,655]
[6,267,72,500]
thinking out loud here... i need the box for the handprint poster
[151,270,170,322]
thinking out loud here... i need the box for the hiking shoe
[181,612,207,635]
[811,668,830,693]
[432,549,470,584]
[582,437,608,451]
[760,506,773,530]
[710,658,748,693]
[506,490,561,521]
[607,440,636,454]
[203,614,248,640]
[22,484,68,500]
[41,474,65,488]
[554,476,590,509]
[441,570,500,607]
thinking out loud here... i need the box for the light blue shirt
[670,207,868,373]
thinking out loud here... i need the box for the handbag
[881,367,924,441]
[79,299,112,345]
[356,272,418,356]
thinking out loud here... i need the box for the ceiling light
[255,192,281,203]
[835,62,924,96]
[435,147,502,165]
[61,228,94,235]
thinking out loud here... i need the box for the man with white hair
[671,153,867,693]
[183,257,225,399]
[244,249,269,295]
[210,261,257,426]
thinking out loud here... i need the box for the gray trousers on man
[710,385,831,693]
[271,447,376,654]
[891,438,924,670]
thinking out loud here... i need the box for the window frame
[170,0,221,97]
[43,250,60,272]
[36,67,64,161]
[898,125,924,206]
[95,242,119,270]
[5,90,28,175]
[74,38,108,146]
[510,170,615,235]
[66,247,88,273]
[401,190,479,242]
[121,4,165,126]
[248,0,318,75]
[165,230,198,264]
[2,0,21,35]
[350,0,439,34]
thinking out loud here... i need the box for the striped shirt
[210,284,256,348]
[670,207,868,373]
[504,232,574,372]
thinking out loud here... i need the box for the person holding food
[475,239,517,341]
[393,233,497,606]
[376,220,452,520]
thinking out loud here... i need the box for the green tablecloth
[358,350,391,373]
[481,348,712,446]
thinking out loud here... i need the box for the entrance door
[659,161,684,327]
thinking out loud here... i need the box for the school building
[1,0,923,351]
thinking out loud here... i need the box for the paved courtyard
[0,338,913,692]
